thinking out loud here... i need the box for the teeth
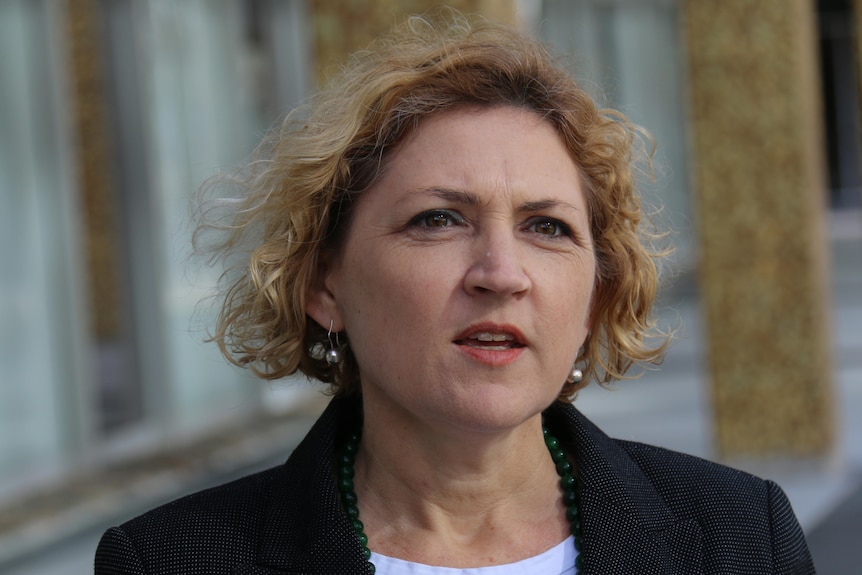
[470,332,514,342]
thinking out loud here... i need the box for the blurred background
[1,0,860,573]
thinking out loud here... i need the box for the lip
[453,322,527,366]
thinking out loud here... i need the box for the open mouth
[454,330,526,351]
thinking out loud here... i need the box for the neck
[352,399,570,565]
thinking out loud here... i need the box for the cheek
[556,250,595,297]
[555,259,596,339]
[341,249,443,338]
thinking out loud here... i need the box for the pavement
[1,211,859,574]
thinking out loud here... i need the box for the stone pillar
[65,0,124,341]
[310,0,515,85]
[683,0,834,458]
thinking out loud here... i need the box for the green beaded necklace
[336,427,584,574]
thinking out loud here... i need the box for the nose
[463,234,531,297]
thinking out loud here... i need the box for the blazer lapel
[547,402,705,574]
[237,397,373,575]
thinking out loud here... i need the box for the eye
[425,211,451,228]
[409,209,465,229]
[526,217,571,238]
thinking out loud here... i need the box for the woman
[95,13,815,575]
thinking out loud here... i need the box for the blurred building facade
[0,0,857,509]
[0,0,314,502]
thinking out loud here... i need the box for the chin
[428,390,557,435]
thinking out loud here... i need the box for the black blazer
[95,397,815,574]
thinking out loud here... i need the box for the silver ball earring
[309,320,344,364]
[566,346,585,385]
[325,320,343,365]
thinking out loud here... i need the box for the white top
[369,535,577,575]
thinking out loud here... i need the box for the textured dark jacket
[95,397,816,574]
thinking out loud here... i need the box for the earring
[308,341,326,361]
[308,320,344,364]
[325,321,343,365]
[566,346,585,384]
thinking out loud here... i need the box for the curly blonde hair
[197,11,669,400]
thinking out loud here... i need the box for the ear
[305,258,345,332]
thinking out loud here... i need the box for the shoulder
[616,438,797,521]
[95,464,286,574]
[617,439,770,497]
[548,403,814,571]
[552,401,781,508]
[616,439,813,571]
[126,463,284,531]
[94,398,355,574]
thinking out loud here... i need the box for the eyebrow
[520,199,581,214]
[419,187,481,206]
[411,187,581,214]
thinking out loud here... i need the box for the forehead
[394,105,567,157]
[376,105,584,205]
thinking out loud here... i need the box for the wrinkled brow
[520,199,582,214]
[417,187,480,206]
[414,188,580,213]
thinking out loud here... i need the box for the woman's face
[307,106,596,433]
